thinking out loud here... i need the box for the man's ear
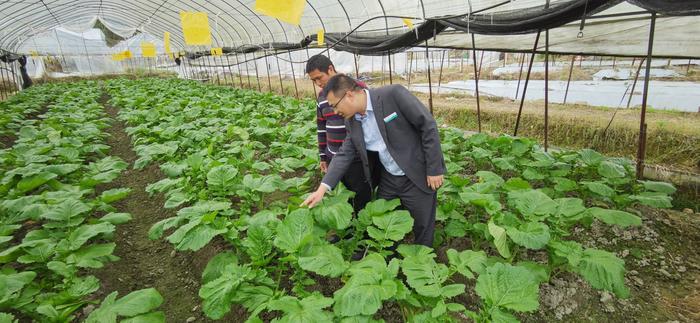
[328,65,336,74]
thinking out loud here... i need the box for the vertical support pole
[353,53,360,78]
[425,41,433,114]
[235,54,244,88]
[224,54,233,86]
[460,50,465,72]
[636,12,656,180]
[514,31,541,136]
[381,54,385,85]
[388,51,393,84]
[243,53,252,89]
[407,52,413,88]
[253,54,262,92]
[81,33,94,76]
[275,53,284,95]
[437,50,445,94]
[478,50,485,77]
[563,55,576,104]
[544,29,550,151]
[264,50,272,92]
[0,63,9,100]
[471,34,482,133]
[627,58,646,109]
[686,59,692,75]
[288,50,299,98]
[515,53,526,99]
[612,57,616,69]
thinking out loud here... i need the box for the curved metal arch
[5,10,186,52]
[5,9,187,52]
[10,12,185,53]
[4,0,257,54]
[335,0,353,30]
[0,0,187,50]
[209,0,262,45]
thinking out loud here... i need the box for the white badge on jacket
[383,112,398,123]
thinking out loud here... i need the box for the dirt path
[88,93,232,322]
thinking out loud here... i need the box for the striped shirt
[316,81,367,162]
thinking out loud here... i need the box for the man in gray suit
[301,74,445,247]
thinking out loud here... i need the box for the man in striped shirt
[306,55,374,215]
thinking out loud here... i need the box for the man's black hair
[324,74,361,98]
[306,54,334,74]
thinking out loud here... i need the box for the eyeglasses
[329,91,349,111]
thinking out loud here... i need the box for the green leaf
[476,171,504,185]
[548,239,583,267]
[488,221,511,259]
[167,222,227,251]
[474,263,539,312]
[333,254,397,317]
[99,212,133,225]
[598,161,627,179]
[640,180,676,195]
[16,172,57,193]
[580,149,603,166]
[199,264,253,319]
[553,198,587,220]
[551,177,577,192]
[505,222,550,250]
[313,201,353,231]
[163,191,190,209]
[507,190,557,219]
[120,311,166,323]
[66,222,115,250]
[0,271,36,304]
[582,181,615,198]
[503,178,531,191]
[99,188,132,203]
[202,252,238,284]
[242,225,273,264]
[446,249,487,278]
[112,288,164,317]
[0,313,16,323]
[367,210,413,242]
[587,207,642,228]
[269,294,333,323]
[518,261,550,283]
[357,198,401,227]
[401,254,449,297]
[575,248,629,298]
[66,243,116,268]
[206,165,239,191]
[41,198,91,226]
[298,244,348,278]
[273,208,314,253]
[629,193,673,209]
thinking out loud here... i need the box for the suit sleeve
[390,85,445,176]
[321,122,358,189]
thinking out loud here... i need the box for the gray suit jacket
[322,84,445,194]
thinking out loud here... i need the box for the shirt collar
[354,89,372,121]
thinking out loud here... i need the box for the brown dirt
[85,92,235,322]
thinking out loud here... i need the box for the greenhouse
[0,0,699,322]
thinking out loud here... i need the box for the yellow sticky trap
[112,50,133,61]
[211,48,223,56]
[317,29,324,46]
[29,50,39,58]
[164,32,172,54]
[141,42,156,58]
[255,0,306,26]
[180,11,212,45]
[168,53,175,60]
[403,18,414,30]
